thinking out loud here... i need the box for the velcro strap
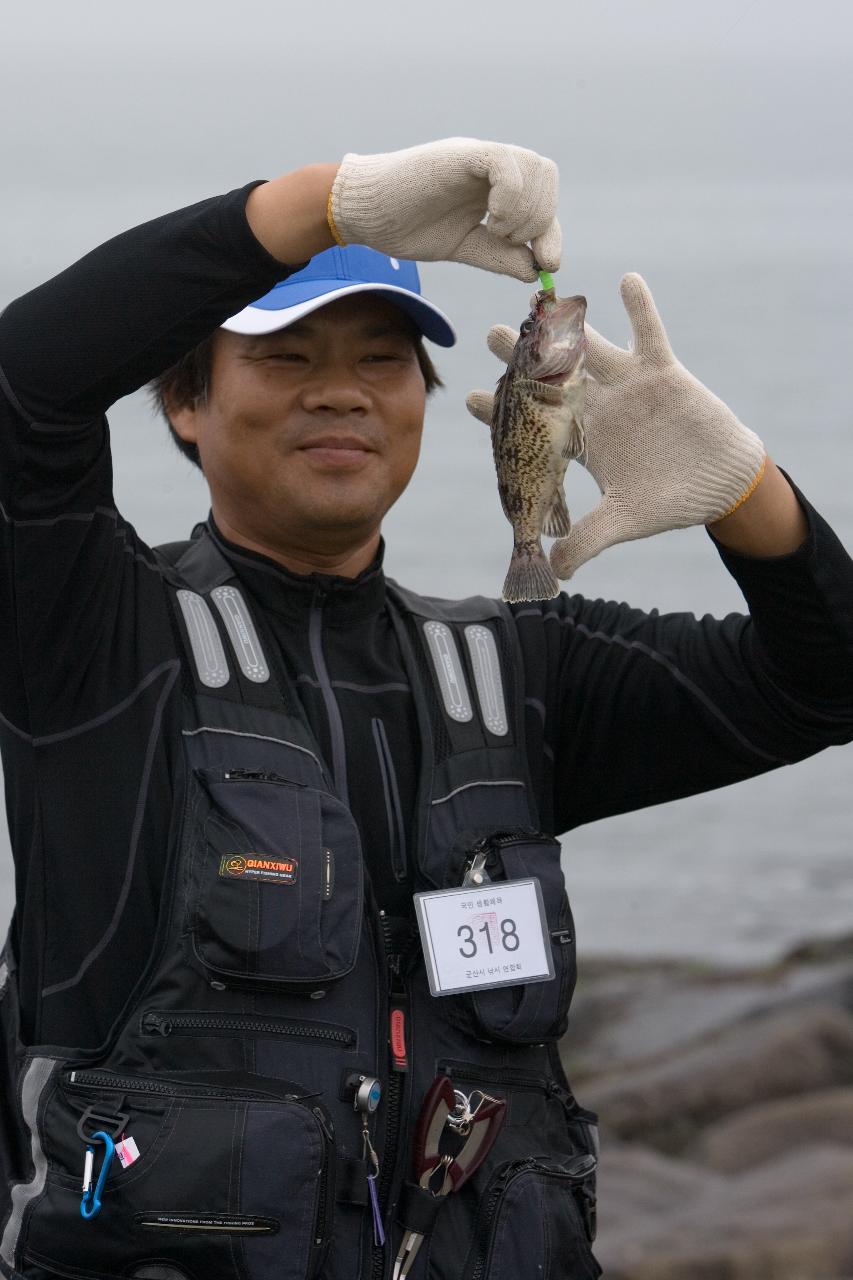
[396,1182,445,1235]
[335,1156,368,1207]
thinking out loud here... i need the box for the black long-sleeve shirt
[1,184,852,1055]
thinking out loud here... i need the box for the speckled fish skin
[491,289,587,603]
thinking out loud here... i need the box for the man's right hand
[329,138,560,282]
[247,140,560,282]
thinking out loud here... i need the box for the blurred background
[1,0,851,966]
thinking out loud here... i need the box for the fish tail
[502,541,560,604]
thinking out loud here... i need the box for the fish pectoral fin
[542,486,571,539]
[522,377,565,406]
[561,418,585,460]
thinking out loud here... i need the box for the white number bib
[414,878,554,997]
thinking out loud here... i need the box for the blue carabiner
[80,1130,115,1220]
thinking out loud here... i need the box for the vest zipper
[371,717,408,882]
[65,1068,310,1101]
[438,1060,566,1095]
[466,1155,597,1280]
[140,1010,356,1045]
[222,768,304,786]
[371,911,413,1280]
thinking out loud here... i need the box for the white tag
[415,878,554,997]
[116,1136,140,1168]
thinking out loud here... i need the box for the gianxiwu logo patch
[219,853,298,885]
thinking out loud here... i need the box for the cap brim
[222,282,456,347]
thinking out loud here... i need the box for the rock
[594,1141,721,1225]
[593,1143,853,1280]
[560,940,853,1277]
[577,1002,853,1152]
[690,1085,853,1172]
[563,955,853,1079]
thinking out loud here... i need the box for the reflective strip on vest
[176,590,230,689]
[423,621,472,723]
[211,586,270,684]
[464,625,509,737]
[0,1057,58,1268]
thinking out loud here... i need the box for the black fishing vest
[1,530,600,1280]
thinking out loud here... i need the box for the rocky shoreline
[560,933,853,1279]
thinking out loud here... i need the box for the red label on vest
[390,1007,408,1071]
[219,854,298,885]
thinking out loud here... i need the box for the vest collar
[206,516,388,627]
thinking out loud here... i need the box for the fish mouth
[537,301,587,382]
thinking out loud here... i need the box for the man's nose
[300,370,371,414]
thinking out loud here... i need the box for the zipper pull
[389,1003,409,1073]
[141,1012,172,1036]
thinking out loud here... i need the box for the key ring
[81,1131,115,1221]
[447,1087,503,1135]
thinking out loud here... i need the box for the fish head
[512,290,587,384]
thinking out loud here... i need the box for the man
[0,138,850,1280]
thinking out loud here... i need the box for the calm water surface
[1,175,851,966]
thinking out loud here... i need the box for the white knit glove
[467,273,767,578]
[328,138,560,282]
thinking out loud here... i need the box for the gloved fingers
[466,390,494,425]
[620,273,674,362]
[453,224,540,281]
[484,147,560,253]
[549,497,624,580]
[584,323,631,384]
[486,325,519,365]
[531,218,562,275]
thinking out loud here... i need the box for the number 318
[457,919,519,958]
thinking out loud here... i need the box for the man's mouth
[299,434,376,468]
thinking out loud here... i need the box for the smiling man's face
[170,293,428,574]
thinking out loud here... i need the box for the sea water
[1,175,851,966]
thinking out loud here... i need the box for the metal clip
[80,1131,115,1220]
[462,849,492,889]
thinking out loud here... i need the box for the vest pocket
[462,1155,601,1280]
[449,832,577,1043]
[189,769,363,991]
[27,1069,334,1280]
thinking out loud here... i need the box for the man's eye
[362,353,401,363]
[268,352,308,363]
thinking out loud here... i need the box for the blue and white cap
[222,244,456,347]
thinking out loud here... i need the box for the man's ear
[166,400,200,446]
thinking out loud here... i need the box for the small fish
[491,289,587,602]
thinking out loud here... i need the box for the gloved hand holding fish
[467,273,767,596]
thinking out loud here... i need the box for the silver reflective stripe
[464,625,508,736]
[432,779,526,806]
[176,590,229,688]
[1,1057,57,1267]
[0,962,7,996]
[423,622,472,723]
[211,586,270,684]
